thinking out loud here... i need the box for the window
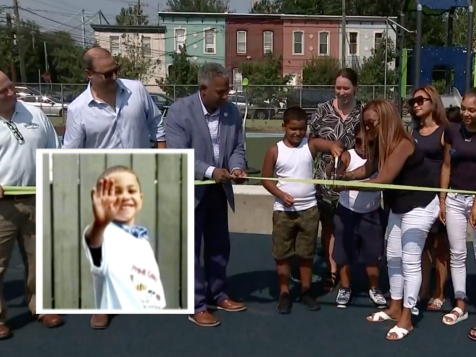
[233,68,243,93]
[263,31,273,54]
[142,36,151,57]
[374,32,383,50]
[318,31,329,55]
[110,36,120,56]
[237,31,247,54]
[349,32,358,55]
[174,28,186,52]
[293,31,303,55]
[204,28,216,54]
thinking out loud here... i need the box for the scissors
[332,156,339,184]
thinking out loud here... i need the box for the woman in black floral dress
[309,68,362,291]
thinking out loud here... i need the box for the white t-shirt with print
[82,222,166,311]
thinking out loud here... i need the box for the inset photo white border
[36,149,195,315]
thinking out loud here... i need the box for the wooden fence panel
[52,154,80,309]
[106,153,132,167]
[131,154,158,253]
[45,152,189,310]
[181,154,188,310]
[157,154,182,309]
[79,154,107,309]
[42,153,52,309]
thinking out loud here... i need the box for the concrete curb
[229,186,474,242]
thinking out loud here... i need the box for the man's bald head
[0,71,16,113]
[0,71,11,86]
[82,47,113,71]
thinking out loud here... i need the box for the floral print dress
[309,99,363,213]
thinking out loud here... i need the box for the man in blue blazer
[165,62,248,327]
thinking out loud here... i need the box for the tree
[158,44,199,99]
[115,33,158,82]
[238,53,292,103]
[301,56,341,85]
[251,0,280,14]
[116,5,149,26]
[357,35,398,100]
[166,0,230,12]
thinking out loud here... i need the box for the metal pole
[341,0,346,68]
[446,8,455,94]
[384,18,389,99]
[81,9,86,48]
[414,2,423,90]
[6,13,17,83]
[13,0,27,83]
[466,4,474,93]
[397,11,406,115]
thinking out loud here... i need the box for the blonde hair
[411,85,449,127]
[363,99,414,171]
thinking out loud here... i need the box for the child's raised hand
[91,178,123,227]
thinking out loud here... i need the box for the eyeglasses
[408,96,431,107]
[2,119,25,145]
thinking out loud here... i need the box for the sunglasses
[408,96,431,107]
[2,119,25,145]
[91,68,118,80]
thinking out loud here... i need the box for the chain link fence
[15,83,412,126]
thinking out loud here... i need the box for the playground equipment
[398,0,474,112]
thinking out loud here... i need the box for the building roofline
[90,24,167,33]
[157,11,396,22]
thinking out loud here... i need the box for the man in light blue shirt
[63,47,166,149]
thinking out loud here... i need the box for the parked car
[17,95,69,117]
[228,94,277,119]
[149,92,174,118]
[15,86,42,98]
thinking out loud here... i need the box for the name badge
[23,123,39,129]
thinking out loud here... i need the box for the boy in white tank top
[261,106,342,314]
[330,125,387,309]
[83,165,166,327]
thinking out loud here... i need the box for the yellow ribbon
[7,177,476,196]
[194,176,476,195]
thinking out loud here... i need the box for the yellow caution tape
[194,176,476,195]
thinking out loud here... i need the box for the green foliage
[301,56,341,85]
[116,5,149,26]
[115,33,158,82]
[251,0,280,14]
[358,35,398,100]
[158,44,199,99]
[238,53,292,102]
[166,0,230,12]
[0,18,86,84]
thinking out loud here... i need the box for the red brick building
[225,14,284,93]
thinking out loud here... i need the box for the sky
[1,0,251,40]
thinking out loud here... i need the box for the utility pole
[6,13,17,83]
[13,0,27,83]
[341,0,346,68]
[81,9,86,48]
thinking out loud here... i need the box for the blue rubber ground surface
[2,233,476,356]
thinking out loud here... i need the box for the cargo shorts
[272,205,319,261]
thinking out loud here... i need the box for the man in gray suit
[166,62,248,327]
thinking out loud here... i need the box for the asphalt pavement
[2,233,475,357]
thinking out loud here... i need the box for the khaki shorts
[272,206,319,260]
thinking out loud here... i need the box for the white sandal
[442,307,468,325]
[386,325,412,341]
[366,311,396,322]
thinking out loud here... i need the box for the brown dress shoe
[217,298,247,312]
[91,314,110,329]
[0,324,12,340]
[188,311,220,327]
[39,314,63,328]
